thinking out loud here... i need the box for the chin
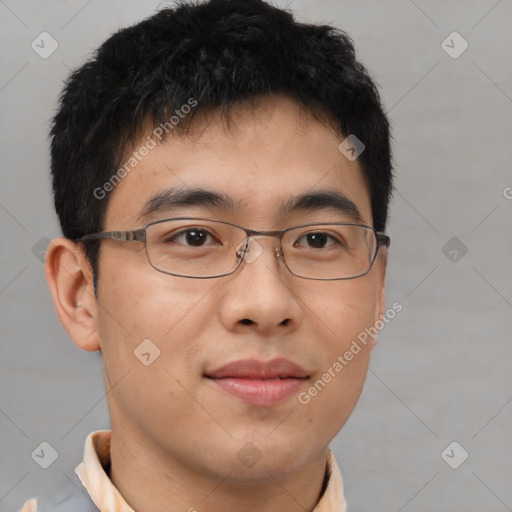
[233,438,315,480]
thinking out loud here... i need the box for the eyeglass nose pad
[236,237,263,263]
[236,237,281,264]
[235,239,248,259]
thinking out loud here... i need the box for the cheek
[305,277,380,343]
[97,249,214,340]
[299,338,371,440]
[295,279,378,427]
[95,253,217,401]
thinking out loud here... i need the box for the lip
[205,358,309,407]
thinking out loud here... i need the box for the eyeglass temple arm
[376,233,391,247]
[80,230,146,242]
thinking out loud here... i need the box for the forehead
[104,95,372,229]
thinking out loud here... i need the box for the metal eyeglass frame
[78,217,391,280]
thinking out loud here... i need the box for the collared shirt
[19,430,348,512]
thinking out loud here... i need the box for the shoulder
[17,430,109,512]
[18,497,38,512]
[18,482,100,512]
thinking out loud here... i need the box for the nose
[219,236,302,336]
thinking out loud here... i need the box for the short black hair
[50,0,394,296]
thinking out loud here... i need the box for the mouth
[204,358,310,406]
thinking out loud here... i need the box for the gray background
[1,1,511,511]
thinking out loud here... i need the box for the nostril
[240,319,253,325]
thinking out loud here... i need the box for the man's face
[94,95,387,481]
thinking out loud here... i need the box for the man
[20,0,393,510]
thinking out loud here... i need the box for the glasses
[80,217,390,280]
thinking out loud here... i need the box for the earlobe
[45,237,100,352]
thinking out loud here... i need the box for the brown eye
[294,231,341,249]
[165,228,218,247]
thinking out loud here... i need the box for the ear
[370,246,388,351]
[45,237,100,352]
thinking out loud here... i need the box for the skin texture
[46,94,388,512]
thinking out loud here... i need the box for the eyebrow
[137,186,365,224]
